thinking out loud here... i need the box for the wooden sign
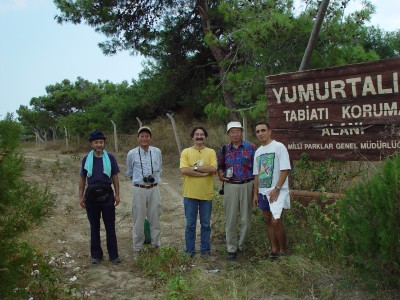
[265,57,400,160]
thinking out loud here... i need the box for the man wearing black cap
[126,126,162,258]
[79,130,121,265]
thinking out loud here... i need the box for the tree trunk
[64,126,69,147]
[299,0,330,71]
[198,0,239,120]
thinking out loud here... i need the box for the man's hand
[217,170,229,182]
[268,188,280,203]
[114,194,120,207]
[79,196,86,208]
[253,194,258,207]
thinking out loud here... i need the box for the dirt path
[21,148,199,299]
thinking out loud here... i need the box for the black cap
[88,130,106,142]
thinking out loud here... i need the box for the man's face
[192,129,206,145]
[255,124,271,144]
[90,139,105,152]
[228,128,242,143]
[138,132,152,147]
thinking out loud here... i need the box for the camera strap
[138,148,154,178]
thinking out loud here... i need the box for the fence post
[111,120,118,153]
[166,113,182,155]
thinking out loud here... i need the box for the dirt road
[22,148,212,299]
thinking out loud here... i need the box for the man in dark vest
[79,130,121,265]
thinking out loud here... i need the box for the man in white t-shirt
[253,122,291,259]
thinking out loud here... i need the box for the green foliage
[136,246,194,299]
[137,246,192,280]
[339,155,400,288]
[17,1,400,127]
[0,118,59,298]
[0,118,24,196]
[4,243,62,299]
[285,201,342,262]
[167,275,190,300]
[292,153,366,193]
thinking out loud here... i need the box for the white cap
[226,121,243,133]
[138,126,152,134]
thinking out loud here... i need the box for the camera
[218,183,225,195]
[143,174,155,183]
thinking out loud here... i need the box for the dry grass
[186,255,369,300]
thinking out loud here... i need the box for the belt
[134,183,158,189]
[229,179,254,184]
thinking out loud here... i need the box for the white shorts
[263,188,290,219]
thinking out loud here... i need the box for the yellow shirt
[179,147,217,200]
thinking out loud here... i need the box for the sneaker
[184,252,196,258]
[268,252,280,260]
[110,257,122,265]
[227,252,237,261]
[91,257,102,265]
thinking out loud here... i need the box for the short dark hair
[190,126,208,138]
[255,121,271,130]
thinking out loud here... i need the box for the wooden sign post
[265,57,400,161]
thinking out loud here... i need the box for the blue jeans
[183,197,212,255]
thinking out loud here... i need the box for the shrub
[339,155,400,288]
[292,153,367,193]
[284,200,342,263]
[0,117,58,298]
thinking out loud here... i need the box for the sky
[0,0,399,119]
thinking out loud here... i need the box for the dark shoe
[150,245,159,253]
[279,251,289,257]
[110,257,122,265]
[91,257,102,265]
[227,252,237,260]
[268,252,280,260]
[185,252,196,258]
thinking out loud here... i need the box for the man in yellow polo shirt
[179,126,217,257]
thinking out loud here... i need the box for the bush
[284,200,342,262]
[0,117,58,298]
[339,155,400,288]
[291,153,367,193]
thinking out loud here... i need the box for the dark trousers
[85,197,119,260]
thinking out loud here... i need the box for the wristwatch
[194,166,198,171]
[275,186,281,191]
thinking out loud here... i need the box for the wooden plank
[290,190,344,208]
